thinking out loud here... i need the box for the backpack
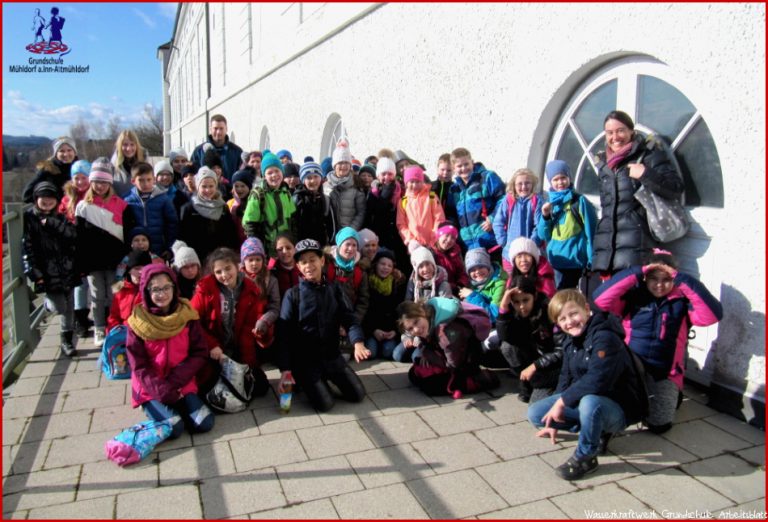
[100,325,130,380]
[455,301,493,343]
[552,195,586,239]
[104,417,175,466]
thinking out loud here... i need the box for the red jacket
[432,244,470,293]
[107,280,141,333]
[190,274,266,368]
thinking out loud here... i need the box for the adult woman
[110,130,147,197]
[592,111,684,277]
[22,137,79,203]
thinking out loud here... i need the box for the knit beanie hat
[435,222,459,240]
[181,164,198,177]
[335,226,360,248]
[240,237,265,262]
[154,159,173,177]
[403,166,425,184]
[203,148,223,170]
[89,158,114,184]
[260,151,284,175]
[168,147,188,164]
[240,150,251,165]
[300,160,324,182]
[544,160,571,183]
[231,169,254,190]
[52,137,77,156]
[276,149,292,161]
[128,226,150,243]
[283,162,300,179]
[507,237,540,265]
[171,240,201,269]
[373,247,396,266]
[321,157,333,176]
[33,181,60,200]
[359,164,376,178]
[464,248,492,273]
[70,159,91,179]
[410,246,436,272]
[376,157,396,177]
[357,228,379,246]
[332,139,352,167]
[195,166,217,188]
[126,249,152,271]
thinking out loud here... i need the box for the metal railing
[3,203,46,384]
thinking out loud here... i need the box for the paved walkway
[2,317,766,519]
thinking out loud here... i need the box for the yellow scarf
[127,298,199,340]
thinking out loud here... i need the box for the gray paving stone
[550,482,659,519]
[476,455,577,506]
[703,413,766,445]
[473,422,564,461]
[27,495,115,519]
[250,498,339,519]
[2,509,29,519]
[27,346,61,363]
[9,376,48,397]
[229,431,308,472]
[89,405,146,433]
[610,429,699,473]
[662,419,751,458]
[374,368,413,390]
[405,468,508,519]
[277,455,364,503]
[478,499,568,519]
[23,410,92,442]
[675,397,719,422]
[714,499,767,519]
[618,467,733,515]
[18,360,71,378]
[736,445,765,466]
[417,402,496,436]
[3,393,63,419]
[200,469,285,519]
[316,396,383,425]
[154,431,192,452]
[682,454,765,504]
[368,388,439,416]
[412,433,499,474]
[356,372,389,394]
[296,421,375,459]
[116,483,202,519]
[45,430,116,469]
[3,445,12,476]
[431,391,489,407]
[333,482,429,518]
[355,359,398,373]
[246,389,281,411]
[538,447,641,487]
[252,401,323,435]
[45,371,101,393]
[77,459,157,501]
[159,441,236,486]
[358,411,437,448]
[345,444,435,488]
[9,439,50,474]
[191,410,260,445]
[61,386,126,413]
[2,466,80,511]
[3,418,28,446]
[475,393,530,426]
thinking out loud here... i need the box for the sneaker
[598,432,614,455]
[555,454,598,480]
[93,328,106,347]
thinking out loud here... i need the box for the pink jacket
[396,187,445,248]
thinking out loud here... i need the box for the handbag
[634,186,690,242]
[205,355,256,413]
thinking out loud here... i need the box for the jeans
[142,393,215,439]
[45,290,75,332]
[87,270,115,328]
[74,277,89,310]
[392,342,421,363]
[366,336,398,359]
[527,392,626,459]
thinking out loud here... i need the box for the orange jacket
[396,187,446,248]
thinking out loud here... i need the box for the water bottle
[279,382,293,413]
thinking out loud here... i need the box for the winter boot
[60,331,77,357]
[74,309,92,337]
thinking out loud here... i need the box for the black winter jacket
[22,159,74,203]
[22,207,80,293]
[292,186,335,246]
[75,206,134,273]
[592,135,684,273]
[178,201,240,267]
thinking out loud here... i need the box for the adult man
[191,114,243,183]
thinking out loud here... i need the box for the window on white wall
[260,126,270,151]
[321,113,348,161]
[548,59,723,208]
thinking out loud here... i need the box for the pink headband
[652,248,672,255]
[436,225,458,239]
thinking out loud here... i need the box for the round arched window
[548,58,723,208]
[320,113,348,161]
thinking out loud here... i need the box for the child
[362,248,406,359]
[154,159,189,218]
[171,240,202,299]
[242,151,297,259]
[227,169,254,243]
[180,164,197,198]
[124,162,178,261]
[396,297,499,397]
[190,248,272,398]
[538,160,597,289]
[506,237,556,298]
[292,159,335,247]
[283,163,301,194]
[496,276,563,403]
[326,227,369,325]
[397,166,446,253]
[111,130,146,197]
[168,147,189,185]
[126,264,214,439]
[178,167,240,265]
[366,157,409,274]
[430,153,454,215]
[240,237,280,351]
[276,238,371,412]
[23,181,80,356]
[75,161,135,347]
[527,289,643,480]
[592,249,722,433]
[357,228,380,264]
[115,227,164,281]
[356,163,376,193]
[22,136,78,203]
[108,250,152,332]
[405,246,452,302]
[203,147,232,200]
[458,248,505,324]
[493,168,544,267]
[325,139,366,233]
[271,233,302,300]
[431,222,469,295]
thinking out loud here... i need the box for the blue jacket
[124,187,178,255]
[191,135,244,182]
[493,193,544,261]
[448,163,505,250]
[537,189,597,270]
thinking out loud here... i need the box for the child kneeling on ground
[126,264,214,439]
[527,289,643,480]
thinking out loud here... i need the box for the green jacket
[242,181,296,258]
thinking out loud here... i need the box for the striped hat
[300,160,324,182]
[89,157,114,184]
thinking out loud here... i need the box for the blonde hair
[548,289,589,323]
[450,147,472,164]
[114,130,146,166]
[84,183,116,204]
[506,168,539,196]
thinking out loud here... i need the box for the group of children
[21,130,722,479]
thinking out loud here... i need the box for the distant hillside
[2,135,52,149]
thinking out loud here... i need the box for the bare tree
[134,104,163,156]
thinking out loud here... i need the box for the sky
[2,2,177,138]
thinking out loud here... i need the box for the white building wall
[163,3,765,417]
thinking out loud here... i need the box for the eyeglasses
[149,285,174,295]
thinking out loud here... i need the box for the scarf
[548,188,574,218]
[369,273,394,296]
[371,180,402,207]
[327,171,353,190]
[127,298,199,340]
[606,142,634,171]
[335,252,357,273]
[191,194,225,220]
[413,272,436,301]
